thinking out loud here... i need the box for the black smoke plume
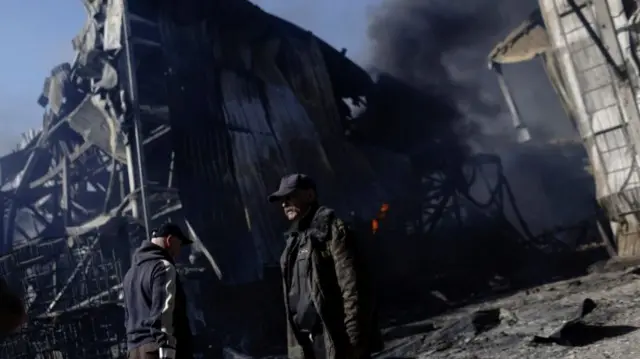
[365,0,596,234]
[368,1,506,113]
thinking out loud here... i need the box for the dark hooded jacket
[123,241,193,359]
[281,205,382,359]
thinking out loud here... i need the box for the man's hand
[159,347,176,359]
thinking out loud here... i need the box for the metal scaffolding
[0,0,177,356]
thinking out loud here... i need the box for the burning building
[489,0,640,257]
[0,0,592,357]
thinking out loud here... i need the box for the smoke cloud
[366,0,596,235]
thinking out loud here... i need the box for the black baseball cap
[151,223,193,245]
[268,173,316,202]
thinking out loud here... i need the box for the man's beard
[284,206,300,220]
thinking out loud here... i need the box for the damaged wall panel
[280,35,387,215]
[157,14,264,284]
[65,95,127,163]
[156,0,388,283]
[220,70,287,267]
[538,0,640,256]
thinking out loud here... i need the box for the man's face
[281,189,313,221]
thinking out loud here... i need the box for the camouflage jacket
[280,205,380,359]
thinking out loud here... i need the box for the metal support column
[488,61,531,143]
[122,0,151,239]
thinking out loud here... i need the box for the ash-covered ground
[377,263,640,359]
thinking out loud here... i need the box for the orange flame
[371,203,389,234]
[371,219,379,234]
[380,203,389,213]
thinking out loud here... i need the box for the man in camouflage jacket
[268,174,381,359]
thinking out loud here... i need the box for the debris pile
[377,270,640,358]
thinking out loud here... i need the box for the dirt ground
[376,267,640,358]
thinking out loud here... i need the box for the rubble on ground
[376,267,640,359]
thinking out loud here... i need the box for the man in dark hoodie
[123,223,194,359]
[268,174,382,359]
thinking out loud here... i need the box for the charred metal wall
[131,0,388,284]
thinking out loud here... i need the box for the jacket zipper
[309,250,337,353]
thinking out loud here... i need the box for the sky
[0,0,382,153]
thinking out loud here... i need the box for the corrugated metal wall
[156,2,386,283]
